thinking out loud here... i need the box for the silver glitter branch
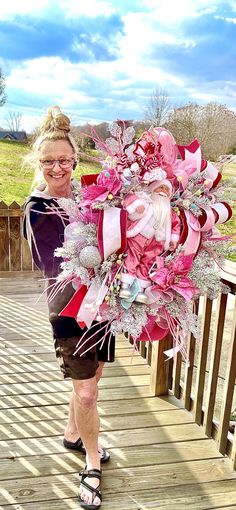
[79,222,97,239]
[98,254,118,276]
[57,197,80,220]
[188,248,230,299]
[110,304,148,340]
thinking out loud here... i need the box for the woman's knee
[73,378,98,409]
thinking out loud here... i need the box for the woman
[23,106,114,510]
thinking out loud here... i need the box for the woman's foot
[79,462,102,509]
[63,436,110,463]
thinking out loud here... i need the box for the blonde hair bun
[39,106,71,134]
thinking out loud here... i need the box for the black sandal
[63,437,110,463]
[79,467,102,510]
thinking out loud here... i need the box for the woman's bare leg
[73,376,101,507]
[64,389,81,441]
[64,362,105,442]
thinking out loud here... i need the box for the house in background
[0,130,27,142]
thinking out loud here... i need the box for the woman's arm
[23,200,65,278]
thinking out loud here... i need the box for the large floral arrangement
[53,122,233,360]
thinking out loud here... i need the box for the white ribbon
[212,203,230,224]
[102,207,122,259]
[77,278,108,328]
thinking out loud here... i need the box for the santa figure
[119,178,181,303]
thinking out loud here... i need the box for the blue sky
[0,0,236,132]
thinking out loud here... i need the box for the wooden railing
[1,202,236,468]
[0,201,36,272]
[145,260,236,470]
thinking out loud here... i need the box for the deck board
[0,460,236,507]
[0,275,236,509]
[0,439,222,481]
[0,409,195,441]
[0,396,183,424]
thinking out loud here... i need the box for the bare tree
[199,103,236,159]
[166,103,200,144]
[5,111,23,132]
[144,87,173,127]
[0,68,6,107]
[166,102,236,160]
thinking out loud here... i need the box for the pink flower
[149,255,197,301]
[80,169,122,206]
[151,266,175,290]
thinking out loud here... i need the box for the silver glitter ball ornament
[64,221,87,249]
[79,246,102,268]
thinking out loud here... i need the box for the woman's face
[39,139,75,195]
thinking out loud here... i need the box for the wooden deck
[1,274,236,510]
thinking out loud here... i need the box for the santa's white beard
[152,193,170,227]
[151,193,171,248]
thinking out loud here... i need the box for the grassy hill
[0,139,235,259]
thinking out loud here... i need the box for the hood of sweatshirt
[26,178,81,202]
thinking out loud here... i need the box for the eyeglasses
[39,157,75,170]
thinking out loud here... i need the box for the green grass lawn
[0,139,235,259]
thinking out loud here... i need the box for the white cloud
[187,79,236,104]
[0,0,49,19]
[142,0,218,24]
[1,0,235,131]
[0,0,117,22]
[0,0,118,25]
[20,113,42,132]
[117,10,196,75]
[5,50,184,104]
[215,15,236,23]
[190,91,217,102]
[2,50,186,131]
[60,0,116,18]
[6,58,84,96]
[80,56,184,90]
[58,90,97,108]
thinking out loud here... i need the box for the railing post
[183,301,199,411]
[149,334,171,396]
[0,201,10,271]
[172,351,182,399]
[217,300,236,455]
[9,201,21,271]
[193,296,213,425]
[0,202,38,273]
[232,410,236,470]
[203,292,227,437]
[139,341,146,359]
